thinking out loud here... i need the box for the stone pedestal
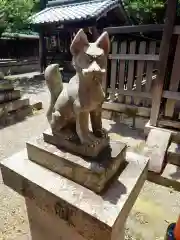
[43,128,110,158]
[0,131,149,239]
[26,131,126,193]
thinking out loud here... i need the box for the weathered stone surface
[161,163,180,190]
[148,163,180,191]
[126,151,149,165]
[0,90,21,103]
[102,109,112,120]
[45,31,111,156]
[143,129,171,173]
[145,120,180,143]
[31,101,43,110]
[26,200,86,240]
[26,134,126,193]
[167,142,180,166]
[43,128,110,158]
[0,106,33,126]
[0,150,148,240]
[0,80,14,91]
[0,98,29,114]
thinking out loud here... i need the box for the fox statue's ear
[96,32,110,55]
[70,29,89,55]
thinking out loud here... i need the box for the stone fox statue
[44,29,110,146]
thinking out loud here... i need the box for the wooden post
[39,30,47,73]
[40,0,46,10]
[150,0,177,126]
[39,0,47,73]
[91,26,100,41]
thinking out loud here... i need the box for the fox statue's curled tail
[44,64,63,123]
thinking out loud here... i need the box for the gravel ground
[0,79,180,239]
[0,79,49,240]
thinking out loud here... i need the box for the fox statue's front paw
[79,133,100,147]
[93,128,108,138]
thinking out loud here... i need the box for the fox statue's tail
[44,64,63,123]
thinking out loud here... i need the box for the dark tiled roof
[47,0,92,7]
[31,0,126,24]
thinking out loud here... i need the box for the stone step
[0,98,29,115]
[0,105,32,126]
[148,163,180,192]
[26,133,126,193]
[167,142,180,166]
[0,149,148,240]
[0,90,21,104]
[0,80,14,91]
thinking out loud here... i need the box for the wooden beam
[104,25,180,35]
[173,25,180,34]
[150,0,177,126]
[109,54,159,61]
[159,119,180,130]
[104,24,165,35]
[163,91,180,101]
[103,102,150,117]
[107,88,152,99]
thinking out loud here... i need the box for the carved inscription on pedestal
[22,181,76,229]
[54,201,75,227]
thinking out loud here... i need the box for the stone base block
[0,98,29,114]
[143,129,171,173]
[0,105,33,126]
[44,129,109,158]
[0,150,148,240]
[26,134,126,193]
[0,98,43,127]
[145,120,180,143]
[31,101,43,111]
[0,80,14,91]
[0,89,21,103]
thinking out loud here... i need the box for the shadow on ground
[13,78,46,95]
[107,120,145,141]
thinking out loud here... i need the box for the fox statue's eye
[96,55,104,61]
[87,55,94,64]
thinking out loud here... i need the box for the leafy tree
[0,0,40,35]
[124,0,167,24]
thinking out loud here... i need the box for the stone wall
[0,59,39,75]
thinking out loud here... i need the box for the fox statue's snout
[82,60,105,79]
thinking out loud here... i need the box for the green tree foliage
[124,0,166,24]
[0,0,40,35]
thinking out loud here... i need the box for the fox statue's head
[70,29,110,82]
